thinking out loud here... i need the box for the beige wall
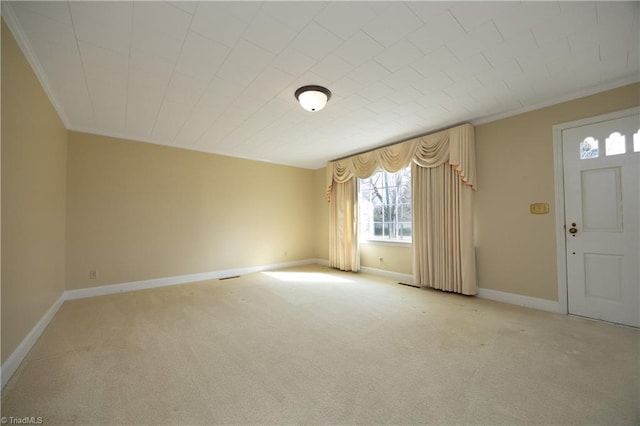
[313,168,329,262]
[323,83,639,301]
[1,21,67,363]
[475,83,640,301]
[66,132,316,289]
[360,243,412,275]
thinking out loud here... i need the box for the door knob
[569,222,578,234]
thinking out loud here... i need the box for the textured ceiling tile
[72,15,131,56]
[11,1,72,26]
[357,81,395,102]
[516,38,572,72]
[133,1,191,41]
[386,86,425,105]
[216,40,275,86]
[492,2,560,41]
[410,46,459,75]
[334,31,385,67]
[174,31,229,83]
[245,67,298,102]
[598,39,634,68]
[443,53,492,82]
[531,4,598,46]
[449,2,509,33]
[407,11,465,55]
[79,41,128,84]
[596,0,638,25]
[390,101,425,118]
[131,27,184,63]
[168,2,198,15]
[262,1,326,33]
[127,77,165,108]
[176,103,224,146]
[482,32,538,67]
[191,2,248,48]
[348,60,391,86]
[312,54,355,82]
[130,48,174,84]
[197,114,243,147]
[216,2,264,23]
[272,47,317,77]
[382,66,424,91]
[413,89,452,109]
[242,13,298,54]
[12,4,75,46]
[446,21,504,60]
[313,2,377,40]
[290,21,344,61]
[151,100,193,142]
[546,46,600,75]
[475,59,522,87]
[164,72,208,106]
[374,39,424,73]
[70,1,132,28]
[329,76,365,98]
[362,3,423,47]
[125,96,162,138]
[405,2,451,24]
[201,77,244,104]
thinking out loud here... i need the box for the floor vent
[219,276,240,281]
[398,282,420,289]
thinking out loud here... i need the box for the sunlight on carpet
[262,271,354,283]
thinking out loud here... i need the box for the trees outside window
[358,166,411,242]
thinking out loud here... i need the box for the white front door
[562,113,640,327]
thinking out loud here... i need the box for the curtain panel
[326,123,477,294]
[329,178,360,271]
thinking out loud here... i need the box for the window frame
[357,166,412,244]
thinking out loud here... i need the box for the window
[580,137,599,159]
[358,166,411,242]
[605,132,626,156]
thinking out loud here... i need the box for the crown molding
[1,3,71,128]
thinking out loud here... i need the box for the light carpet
[1,264,638,425]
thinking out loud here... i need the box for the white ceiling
[4,1,639,169]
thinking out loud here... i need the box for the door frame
[552,106,640,315]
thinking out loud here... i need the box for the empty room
[1,1,639,424]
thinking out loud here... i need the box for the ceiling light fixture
[295,85,331,112]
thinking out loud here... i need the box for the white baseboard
[357,268,559,313]
[1,293,65,390]
[477,287,561,313]
[65,259,320,300]
[360,266,414,285]
[315,258,330,267]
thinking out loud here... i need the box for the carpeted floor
[1,264,638,425]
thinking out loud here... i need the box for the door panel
[581,167,622,232]
[562,113,639,327]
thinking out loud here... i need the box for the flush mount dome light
[295,85,331,112]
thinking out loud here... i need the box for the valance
[326,123,476,196]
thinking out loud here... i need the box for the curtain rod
[329,121,470,163]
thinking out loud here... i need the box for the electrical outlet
[283,250,288,257]
[89,270,97,279]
